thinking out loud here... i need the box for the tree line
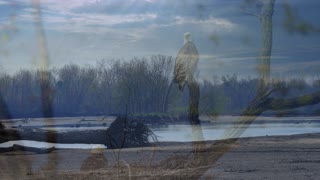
[0,55,319,119]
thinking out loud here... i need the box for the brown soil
[1,133,320,180]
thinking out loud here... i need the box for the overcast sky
[0,0,319,80]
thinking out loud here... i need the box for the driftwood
[0,144,56,153]
[0,116,156,152]
[0,127,107,145]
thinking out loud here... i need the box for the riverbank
[1,132,319,179]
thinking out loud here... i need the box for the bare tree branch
[240,9,261,19]
[265,90,320,111]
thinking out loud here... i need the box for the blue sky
[0,0,320,80]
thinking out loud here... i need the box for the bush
[105,116,157,149]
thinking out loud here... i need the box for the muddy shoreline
[1,132,319,179]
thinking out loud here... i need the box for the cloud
[4,0,319,80]
[11,0,238,40]
[16,0,90,12]
[12,0,238,48]
[17,6,157,39]
[161,16,236,32]
[20,6,157,25]
[0,0,10,6]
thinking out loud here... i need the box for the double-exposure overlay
[0,0,320,179]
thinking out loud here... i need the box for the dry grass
[1,133,320,180]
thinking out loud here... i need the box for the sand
[0,133,320,180]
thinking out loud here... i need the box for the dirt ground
[1,133,320,180]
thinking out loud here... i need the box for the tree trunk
[187,80,206,153]
[0,94,11,122]
[258,0,275,94]
[163,81,174,113]
[187,81,200,125]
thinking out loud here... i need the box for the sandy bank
[1,133,319,179]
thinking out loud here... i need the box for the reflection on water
[153,122,320,142]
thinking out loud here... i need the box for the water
[1,116,320,148]
[154,123,320,142]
